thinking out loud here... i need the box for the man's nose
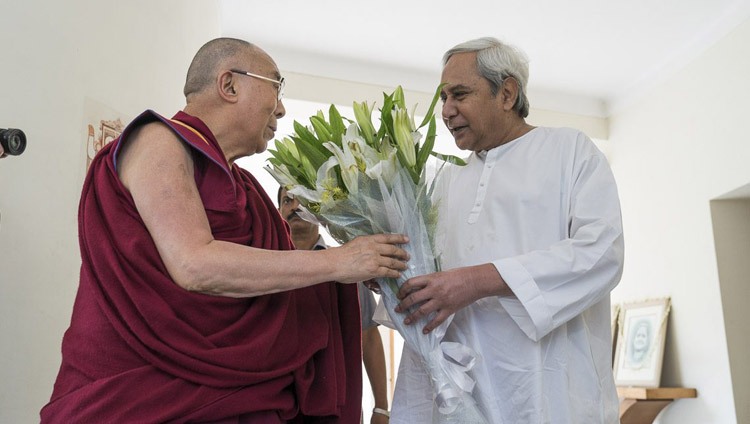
[442,101,457,123]
[276,98,286,118]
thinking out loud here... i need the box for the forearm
[170,240,339,297]
[362,327,389,409]
[165,234,408,298]
[467,263,514,299]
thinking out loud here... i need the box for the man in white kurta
[391,38,623,424]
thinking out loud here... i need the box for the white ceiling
[221,0,750,117]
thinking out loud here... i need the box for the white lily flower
[316,154,339,187]
[287,184,323,203]
[287,155,345,207]
[316,155,347,206]
[323,140,359,195]
[264,164,297,190]
[343,124,383,172]
[366,153,398,185]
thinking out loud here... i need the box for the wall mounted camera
[0,128,27,156]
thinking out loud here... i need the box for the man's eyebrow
[444,83,471,91]
[441,83,472,96]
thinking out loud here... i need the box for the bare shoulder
[117,121,193,188]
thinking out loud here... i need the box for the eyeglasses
[230,69,285,101]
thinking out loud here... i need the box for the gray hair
[443,37,530,118]
[183,37,255,99]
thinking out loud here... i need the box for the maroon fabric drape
[41,111,362,423]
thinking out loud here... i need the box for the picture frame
[613,297,671,387]
[100,122,120,148]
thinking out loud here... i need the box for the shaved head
[183,37,257,99]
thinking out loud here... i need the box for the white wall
[0,1,219,422]
[609,16,750,424]
[2,2,747,423]
[711,187,750,424]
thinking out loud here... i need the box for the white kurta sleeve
[494,145,624,342]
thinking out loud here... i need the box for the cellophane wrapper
[305,165,487,423]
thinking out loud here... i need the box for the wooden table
[617,387,697,424]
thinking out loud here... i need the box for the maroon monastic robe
[41,111,362,423]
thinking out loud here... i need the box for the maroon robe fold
[41,110,362,423]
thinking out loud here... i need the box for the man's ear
[500,77,519,112]
[218,71,238,102]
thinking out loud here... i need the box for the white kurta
[391,127,624,424]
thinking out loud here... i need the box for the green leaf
[380,92,396,143]
[310,115,333,143]
[290,121,330,160]
[291,135,329,170]
[267,144,296,166]
[266,156,281,167]
[392,86,406,109]
[416,116,436,174]
[418,83,446,129]
[288,164,314,188]
[431,151,467,166]
[298,155,317,186]
[293,120,318,144]
[328,105,346,145]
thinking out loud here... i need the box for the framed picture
[613,297,671,387]
[100,120,123,150]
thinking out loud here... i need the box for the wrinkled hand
[331,234,409,284]
[395,264,509,334]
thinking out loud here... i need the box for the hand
[0,145,6,158]
[395,264,509,334]
[330,234,409,284]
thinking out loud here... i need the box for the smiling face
[440,52,520,152]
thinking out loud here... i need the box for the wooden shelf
[617,387,697,400]
[617,387,697,424]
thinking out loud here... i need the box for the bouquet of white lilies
[266,86,487,423]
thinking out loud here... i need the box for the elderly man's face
[233,49,286,155]
[440,52,508,152]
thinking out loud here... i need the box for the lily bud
[392,108,416,167]
[353,101,377,145]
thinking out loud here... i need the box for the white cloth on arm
[390,127,624,424]
[359,284,378,330]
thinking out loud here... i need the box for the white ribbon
[429,341,479,414]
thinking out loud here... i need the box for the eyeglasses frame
[229,69,285,101]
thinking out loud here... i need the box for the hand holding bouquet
[266,86,487,423]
